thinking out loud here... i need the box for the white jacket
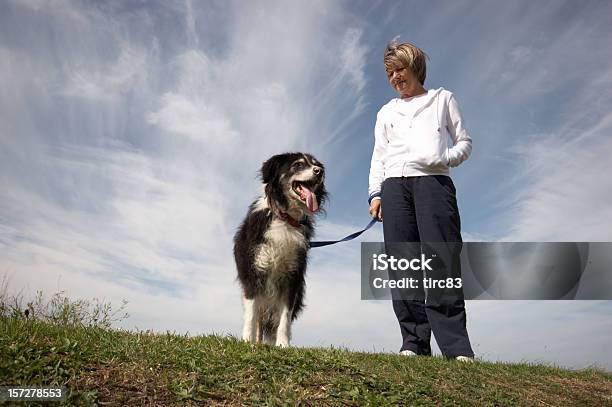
[368,88,472,203]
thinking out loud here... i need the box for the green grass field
[2,316,611,406]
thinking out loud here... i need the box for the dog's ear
[261,155,282,184]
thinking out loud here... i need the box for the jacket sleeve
[368,111,388,204]
[446,94,472,167]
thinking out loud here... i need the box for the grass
[2,318,611,406]
[1,284,611,405]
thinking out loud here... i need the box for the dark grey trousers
[381,175,474,358]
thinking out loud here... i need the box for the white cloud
[1,145,228,291]
[184,0,199,48]
[62,42,151,102]
[499,111,612,241]
[448,1,612,242]
[340,28,367,94]
[0,0,370,321]
[9,0,90,25]
[147,91,239,143]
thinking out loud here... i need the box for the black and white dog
[233,153,327,347]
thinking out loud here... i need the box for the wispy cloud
[62,42,151,102]
[340,28,368,95]
[0,0,370,319]
[499,112,612,241]
[475,2,612,241]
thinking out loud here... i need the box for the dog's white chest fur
[254,218,307,278]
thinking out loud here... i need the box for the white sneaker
[400,350,417,356]
[455,356,474,362]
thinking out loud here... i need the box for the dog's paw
[242,335,254,343]
[276,339,290,348]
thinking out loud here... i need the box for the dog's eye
[293,162,304,169]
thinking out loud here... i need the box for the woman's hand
[369,199,382,222]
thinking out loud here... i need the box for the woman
[368,41,474,361]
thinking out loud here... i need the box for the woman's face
[386,63,420,98]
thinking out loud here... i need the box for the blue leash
[310,218,378,248]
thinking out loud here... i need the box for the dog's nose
[313,166,322,175]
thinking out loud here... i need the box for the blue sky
[1,0,612,370]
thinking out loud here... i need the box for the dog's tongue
[300,185,318,212]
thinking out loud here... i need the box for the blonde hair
[384,40,428,85]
